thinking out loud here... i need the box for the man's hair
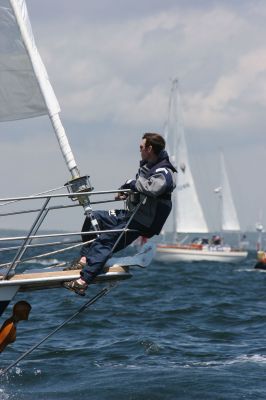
[142,133,165,155]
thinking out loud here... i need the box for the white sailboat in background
[156,80,248,263]
[212,151,248,256]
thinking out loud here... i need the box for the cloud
[184,48,266,130]
[32,3,266,136]
[2,0,266,230]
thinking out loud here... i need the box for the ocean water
[1,249,266,399]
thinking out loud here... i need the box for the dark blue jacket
[121,150,177,235]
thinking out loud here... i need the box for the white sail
[156,105,247,262]
[0,0,79,177]
[0,0,59,120]
[167,79,208,233]
[220,152,240,231]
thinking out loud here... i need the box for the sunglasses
[140,144,151,150]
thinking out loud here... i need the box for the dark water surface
[1,250,266,399]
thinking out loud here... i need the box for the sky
[0,0,266,233]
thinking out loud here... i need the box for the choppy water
[1,249,266,399]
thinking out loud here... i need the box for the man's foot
[63,258,86,271]
[63,278,88,296]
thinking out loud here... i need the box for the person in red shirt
[0,301,31,353]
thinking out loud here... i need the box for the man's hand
[115,192,127,200]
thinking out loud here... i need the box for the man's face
[139,138,152,161]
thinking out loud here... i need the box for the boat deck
[0,265,132,292]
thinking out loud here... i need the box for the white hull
[156,245,248,263]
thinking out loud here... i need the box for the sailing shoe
[63,258,86,271]
[63,279,88,296]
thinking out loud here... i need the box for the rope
[0,283,116,377]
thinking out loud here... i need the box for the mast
[164,80,177,241]
[256,222,263,251]
[255,209,264,251]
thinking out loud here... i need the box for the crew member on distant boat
[211,235,222,246]
[64,133,177,295]
[0,301,31,353]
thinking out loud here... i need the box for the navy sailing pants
[79,209,142,284]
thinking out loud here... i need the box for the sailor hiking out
[64,133,177,296]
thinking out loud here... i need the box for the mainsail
[0,0,79,178]
[166,79,208,234]
[220,152,240,231]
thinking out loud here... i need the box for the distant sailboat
[156,80,248,263]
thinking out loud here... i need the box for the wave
[183,353,266,368]
[0,388,10,400]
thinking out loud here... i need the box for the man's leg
[81,219,141,283]
[64,210,143,295]
[64,210,105,271]
[80,210,106,244]
[81,231,121,283]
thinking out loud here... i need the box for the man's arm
[115,179,136,200]
[135,169,175,198]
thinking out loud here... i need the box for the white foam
[15,367,22,376]
[235,268,257,272]
[0,389,10,400]
[234,354,266,364]
[183,354,266,368]
[34,369,42,376]
[24,258,63,266]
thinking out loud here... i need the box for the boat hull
[156,245,248,263]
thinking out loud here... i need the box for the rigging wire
[0,185,67,208]
[0,238,95,270]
